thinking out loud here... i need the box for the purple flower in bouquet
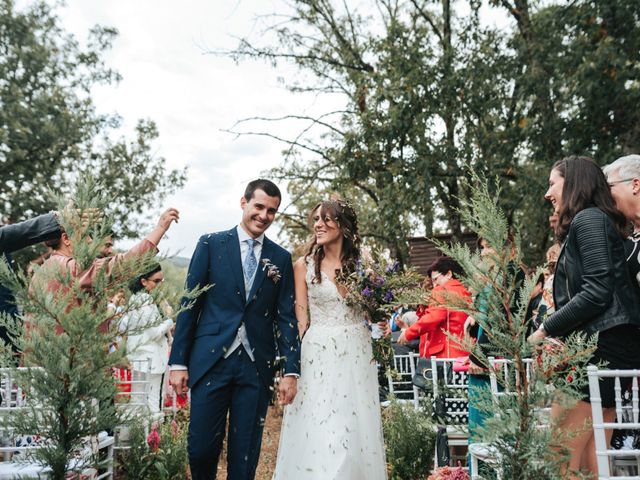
[362,286,373,297]
[383,290,394,303]
[385,260,400,274]
[372,274,385,287]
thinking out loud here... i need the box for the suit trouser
[189,348,271,480]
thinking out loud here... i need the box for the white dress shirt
[225,225,264,360]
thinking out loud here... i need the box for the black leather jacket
[544,207,640,337]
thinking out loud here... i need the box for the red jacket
[404,278,471,358]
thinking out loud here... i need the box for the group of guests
[0,207,180,414]
[390,154,640,478]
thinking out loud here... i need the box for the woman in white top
[121,263,173,413]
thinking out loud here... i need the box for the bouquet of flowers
[340,249,423,368]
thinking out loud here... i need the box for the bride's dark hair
[304,199,360,284]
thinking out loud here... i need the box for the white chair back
[386,353,420,410]
[116,358,151,414]
[488,358,534,397]
[0,367,114,478]
[430,356,469,425]
[588,365,640,479]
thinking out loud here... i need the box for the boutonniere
[261,258,282,284]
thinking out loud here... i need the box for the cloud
[56,0,311,256]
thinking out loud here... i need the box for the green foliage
[227,0,640,265]
[0,176,203,479]
[159,259,188,307]
[0,0,186,239]
[382,400,435,480]
[118,409,190,480]
[437,171,597,479]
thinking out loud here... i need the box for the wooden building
[407,232,479,276]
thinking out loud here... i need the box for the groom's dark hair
[244,179,281,203]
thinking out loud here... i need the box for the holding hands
[277,376,298,406]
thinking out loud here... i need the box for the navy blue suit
[169,227,300,479]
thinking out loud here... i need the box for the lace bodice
[306,260,362,328]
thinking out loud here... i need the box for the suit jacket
[404,278,470,358]
[168,227,300,390]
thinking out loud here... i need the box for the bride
[273,199,387,480]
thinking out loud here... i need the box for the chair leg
[471,453,479,480]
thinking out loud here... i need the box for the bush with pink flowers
[427,466,470,480]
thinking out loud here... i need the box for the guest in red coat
[398,257,471,358]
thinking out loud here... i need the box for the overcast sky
[54,0,329,257]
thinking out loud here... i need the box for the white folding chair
[430,356,469,467]
[0,368,115,479]
[588,365,640,479]
[114,358,160,453]
[116,358,152,414]
[382,354,420,409]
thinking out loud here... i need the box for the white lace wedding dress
[273,261,387,480]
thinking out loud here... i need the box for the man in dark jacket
[0,213,62,350]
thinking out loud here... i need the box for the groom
[169,179,300,479]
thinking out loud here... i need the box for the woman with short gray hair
[603,154,640,296]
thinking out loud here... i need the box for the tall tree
[225,0,640,264]
[0,0,185,238]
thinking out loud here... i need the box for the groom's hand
[169,370,189,396]
[278,376,298,405]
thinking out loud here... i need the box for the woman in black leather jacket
[528,155,640,477]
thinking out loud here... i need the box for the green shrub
[118,408,189,480]
[383,400,436,480]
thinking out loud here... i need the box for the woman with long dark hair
[528,155,640,477]
[273,199,386,479]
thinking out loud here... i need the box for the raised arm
[145,208,179,247]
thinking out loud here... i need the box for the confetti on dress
[273,260,387,479]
